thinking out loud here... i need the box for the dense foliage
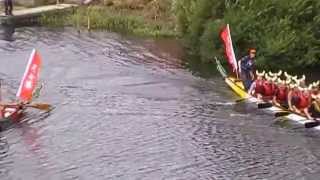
[173,0,320,70]
[40,1,176,37]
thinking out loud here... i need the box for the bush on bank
[173,0,320,70]
[40,0,320,70]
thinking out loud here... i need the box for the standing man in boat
[238,48,256,91]
[4,0,13,16]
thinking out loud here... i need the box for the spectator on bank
[4,0,13,16]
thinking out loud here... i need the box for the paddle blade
[275,112,290,117]
[235,98,246,103]
[305,121,320,129]
[258,103,273,109]
[28,103,52,111]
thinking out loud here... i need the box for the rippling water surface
[1,26,320,180]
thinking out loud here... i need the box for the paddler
[248,70,265,101]
[238,48,256,91]
[310,81,320,118]
[268,70,282,93]
[0,80,23,119]
[0,102,23,119]
[272,78,289,108]
[287,75,301,111]
[288,83,299,111]
[262,73,276,99]
[288,82,312,119]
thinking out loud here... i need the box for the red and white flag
[16,49,42,102]
[220,24,238,74]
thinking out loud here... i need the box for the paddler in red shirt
[268,70,282,96]
[288,83,299,111]
[262,73,276,100]
[272,78,289,108]
[288,80,312,119]
[248,70,265,101]
[287,74,304,110]
[310,81,320,118]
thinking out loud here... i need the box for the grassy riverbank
[40,0,319,70]
[40,1,177,37]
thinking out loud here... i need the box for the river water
[1,26,320,180]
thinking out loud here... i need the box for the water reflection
[0,27,320,179]
[0,135,10,179]
[0,136,9,155]
[0,24,15,42]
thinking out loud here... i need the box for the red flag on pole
[16,49,42,102]
[220,24,238,76]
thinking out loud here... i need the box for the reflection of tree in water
[0,24,15,42]
[18,111,52,158]
[0,111,51,179]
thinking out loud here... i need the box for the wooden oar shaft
[275,111,290,117]
[0,102,51,111]
[26,103,51,110]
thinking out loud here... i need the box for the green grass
[40,6,178,37]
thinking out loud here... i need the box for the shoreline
[40,4,178,38]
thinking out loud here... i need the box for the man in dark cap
[238,48,256,91]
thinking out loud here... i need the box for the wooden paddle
[235,98,247,103]
[258,103,291,117]
[0,102,52,111]
[235,96,255,103]
[257,103,273,109]
[25,103,52,111]
[275,111,290,117]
